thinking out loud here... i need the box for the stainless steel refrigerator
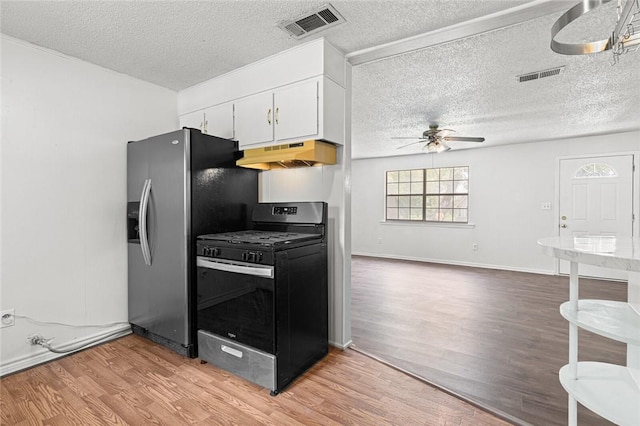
[127,128,257,357]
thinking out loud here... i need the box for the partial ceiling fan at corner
[392,125,485,153]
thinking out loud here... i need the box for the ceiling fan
[393,125,485,153]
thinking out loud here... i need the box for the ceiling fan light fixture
[425,141,448,153]
[394,125,483,153]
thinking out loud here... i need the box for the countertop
[537,236,640,272]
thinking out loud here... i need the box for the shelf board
[560,362,640,426]
[560,300,640,345]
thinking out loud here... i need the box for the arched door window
[574,162,618,178]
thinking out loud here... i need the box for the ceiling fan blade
[442,136,485,143]
[391,137,427,139]
[397,140,427,149]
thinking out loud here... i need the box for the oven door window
[196,259,275,354]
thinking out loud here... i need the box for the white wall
[0,37,178,375]
[259,146,351,348]
[352,131,640,274]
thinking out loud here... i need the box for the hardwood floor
[1,334,511,425]
[350,255,628,426]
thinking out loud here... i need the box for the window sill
[380,220,476,229]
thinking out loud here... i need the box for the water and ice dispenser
[127,201,140,243]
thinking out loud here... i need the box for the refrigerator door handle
[139,178,152,266]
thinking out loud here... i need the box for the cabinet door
[204,102,234,139]
[235,92,274,148]
[179,111,205,132]
[274,79,318,141]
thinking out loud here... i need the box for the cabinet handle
[204,120,208,134]
[267,108,272,125]
[275,107,279,125]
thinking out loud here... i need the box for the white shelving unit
[538,237,640,426]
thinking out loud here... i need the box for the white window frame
[385,166,470,224]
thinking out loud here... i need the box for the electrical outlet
[472,243,478,251]
[541,202,552,210]
[1,309,15,328]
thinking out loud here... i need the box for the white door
[235,91,274,148]
[558,154,635,279]
[203,102,234,139]
[274,79,318,141]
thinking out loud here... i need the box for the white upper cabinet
[203,102,234,140]
[275,79,319,142]
[177,39,347,150]
[179,101,234,139]
[235,76,343,149]
[234,92,274,146]
[235,78,321,149]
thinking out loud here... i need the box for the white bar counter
[538,236,640,426]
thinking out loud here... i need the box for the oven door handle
[196,257,274,279]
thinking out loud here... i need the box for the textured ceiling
[0,0,532,90]
[353,1,640,158]
[1,0,639,159]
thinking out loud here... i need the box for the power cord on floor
[18,314,131,354]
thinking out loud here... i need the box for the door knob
[560,224,567,228]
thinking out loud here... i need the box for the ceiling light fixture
[425,141,449,153]
[551,0,640,63]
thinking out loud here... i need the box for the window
[386,169,424,220]
[574,162,618,178]
[386,166,469,223]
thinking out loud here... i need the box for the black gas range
[195,201,328,395]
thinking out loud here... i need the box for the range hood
[236,140,337,170]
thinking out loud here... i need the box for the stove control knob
[203,247,220,257]
[242,251,261,262]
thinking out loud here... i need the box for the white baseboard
[351,251,555,276]
[1,326,131,377]
[329,339,353,350]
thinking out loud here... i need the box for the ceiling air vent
[517,66,565,83]
[279,4,346,39]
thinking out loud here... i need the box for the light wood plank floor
[351,255,628,426]
[1,334,511,425]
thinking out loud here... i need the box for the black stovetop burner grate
[198,230,321,246]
